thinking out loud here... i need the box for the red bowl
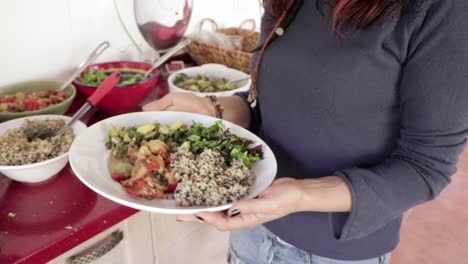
[73,61,160,114]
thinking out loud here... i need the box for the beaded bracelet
[206,95,224,119]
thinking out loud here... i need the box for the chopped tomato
[37,98,51,107]
[125,179,147,196]
[145,156,161,173]
[49,95,61,103]
[56,91,69,98]
[111,172,129,182]
[0,96,15,103]
[164,158,172,165]
[165,180,179,193]
[154,149,168,157]
[1,89,69,113]
[23,99,40,111]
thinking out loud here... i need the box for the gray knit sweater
[238,0,468,260]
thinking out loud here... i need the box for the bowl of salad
[68,111,277,215]
[168,64,251,97]
[0,80,76,122]
[73,61,160,114]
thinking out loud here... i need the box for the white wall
[0,0,262,87]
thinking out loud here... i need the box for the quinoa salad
[0,119,74,166]
[105,121,263,207]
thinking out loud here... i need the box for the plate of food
[68,111,277,214]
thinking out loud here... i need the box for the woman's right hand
[142,93,215,117]
[143,92,251,128]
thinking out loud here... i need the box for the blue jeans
[228,226,391,264]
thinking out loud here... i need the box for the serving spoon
[28,72,121,141]
[227,76,251,86]
[143,39,192,79]
[57,41,110,91]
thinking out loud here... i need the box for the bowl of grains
[0,115,87,183]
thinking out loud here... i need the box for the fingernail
[196,216,204,221]
[229,209,241,217]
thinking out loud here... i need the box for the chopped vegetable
[173,73,239,93]
[7,212,16,218]
[77,69,145,86]
[105,120,263,168]
[0,90,70,113]
[105,120,262,205]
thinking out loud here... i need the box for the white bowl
[168,64,251,97]
[69,111,277,215]
[0,115,87,183]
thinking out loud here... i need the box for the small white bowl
[168,64,251,97]
[0,115,87,183]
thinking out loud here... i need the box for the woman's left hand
[176,178,303,231]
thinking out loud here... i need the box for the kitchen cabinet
[150,214,229,264]
[48,212,154,264]
[47,212,229,264]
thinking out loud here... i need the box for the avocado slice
[136,124,155,135]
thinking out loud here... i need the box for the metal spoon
[58,41,110,91]
[143,39,192,79]
[28,72,121,141]
[228,76,251,86]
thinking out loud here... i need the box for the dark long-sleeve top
[238,0,468,260]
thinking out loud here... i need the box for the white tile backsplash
[0,0,262,87]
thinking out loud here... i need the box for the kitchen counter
[0,81,168,264]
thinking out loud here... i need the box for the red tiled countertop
[0,80,169,264]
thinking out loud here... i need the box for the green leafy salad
[105,120,263,168]
[173,73,239,93]
[77,69,145,86]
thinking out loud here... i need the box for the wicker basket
[186,18,260,73]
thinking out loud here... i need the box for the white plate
[69,111,277,215]
[167,64,251,97]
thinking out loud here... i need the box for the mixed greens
[173,73,239,93]
[77,69,145,86]
[105,121,263,168]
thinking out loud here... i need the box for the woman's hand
[176,176,351,231]
[176,178,304,231]
[142,93,215,116]
[143,93,251,128]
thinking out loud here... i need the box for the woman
[143,0,468,263]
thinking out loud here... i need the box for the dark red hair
[264,0,411,32]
